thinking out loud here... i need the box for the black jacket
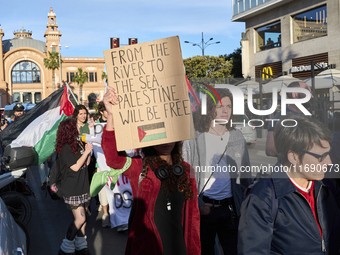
[238,169,340,255]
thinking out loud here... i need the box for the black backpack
[47,154,65,200]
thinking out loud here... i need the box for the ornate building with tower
[0,7,105,108]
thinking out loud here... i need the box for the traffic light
[128,38,138,45]
[110,37,120,49]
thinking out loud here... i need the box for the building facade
[232,0,340,79]
[232,0,340,128]
[0,7,106,109]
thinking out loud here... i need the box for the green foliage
[93,102,98,112]
[221,47,242,78]
[43,52,60,70]
[73,68,88,104]
[184,55,233,79]
[183,55,233,90]
[101,71,108,84]
[44,51,62,91]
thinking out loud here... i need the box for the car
[233,114,257,148]
[0,196,27,255]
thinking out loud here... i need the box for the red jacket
[102,127,201,255]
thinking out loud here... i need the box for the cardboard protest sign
[103,36,194,151]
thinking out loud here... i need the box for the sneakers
[75,248,91,255]
[117,224,128,232]
[102,215,110,228]
[41,181,47,190]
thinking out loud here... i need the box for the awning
[237,80,260,95]
[304,69,340,89]
[262,76,301,94]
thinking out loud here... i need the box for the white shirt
[287,172,312,192]
[202,132,232,200]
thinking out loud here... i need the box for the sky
[1,0,245,59]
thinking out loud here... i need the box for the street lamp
[58,42,68,87]
[184,32,220,56]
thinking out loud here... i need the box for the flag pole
[65,82,79,105]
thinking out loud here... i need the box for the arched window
[12,61,41,83]
[88,93,98,109]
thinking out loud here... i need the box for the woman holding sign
[101,86,200,255]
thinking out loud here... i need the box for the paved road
[248,138,277,169]
[25,138,275,255]
[26,165,128,255]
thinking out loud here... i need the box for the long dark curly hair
[194,88,235,133]
[141,142,194,200]
[72,104,89,123]
[55,118,79,155]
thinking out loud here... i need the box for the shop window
[293,5,327,43]
[35,93,42,104]
[13,93,20,103]
[256,21,281,52]
[23,93,32,104]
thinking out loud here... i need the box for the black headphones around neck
[151,164,185,181]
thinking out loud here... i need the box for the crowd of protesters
[1,79,340,255]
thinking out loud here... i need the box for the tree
[43,51,61,91]
[101,71,108,84]
[73,68,88,104]
[183,55,233,89]
[221,47,242,78]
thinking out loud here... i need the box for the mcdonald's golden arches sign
[255,61,282,80]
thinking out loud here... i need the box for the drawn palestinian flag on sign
[137,122,167,142]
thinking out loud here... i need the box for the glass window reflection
[12,61,40,83]
[293,5,327,43]
[256,20,281,52]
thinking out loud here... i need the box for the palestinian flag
[0,86,74,165]
[137,122,167,142]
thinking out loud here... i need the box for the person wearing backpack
[55,118,93,255]
[101,87,201,255]
[238,115,340,254]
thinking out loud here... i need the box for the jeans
[200,204,239,255]
[38,161,48,184]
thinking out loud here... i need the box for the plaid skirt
[64,193,91,210]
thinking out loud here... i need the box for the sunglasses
[301,149,330,162]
